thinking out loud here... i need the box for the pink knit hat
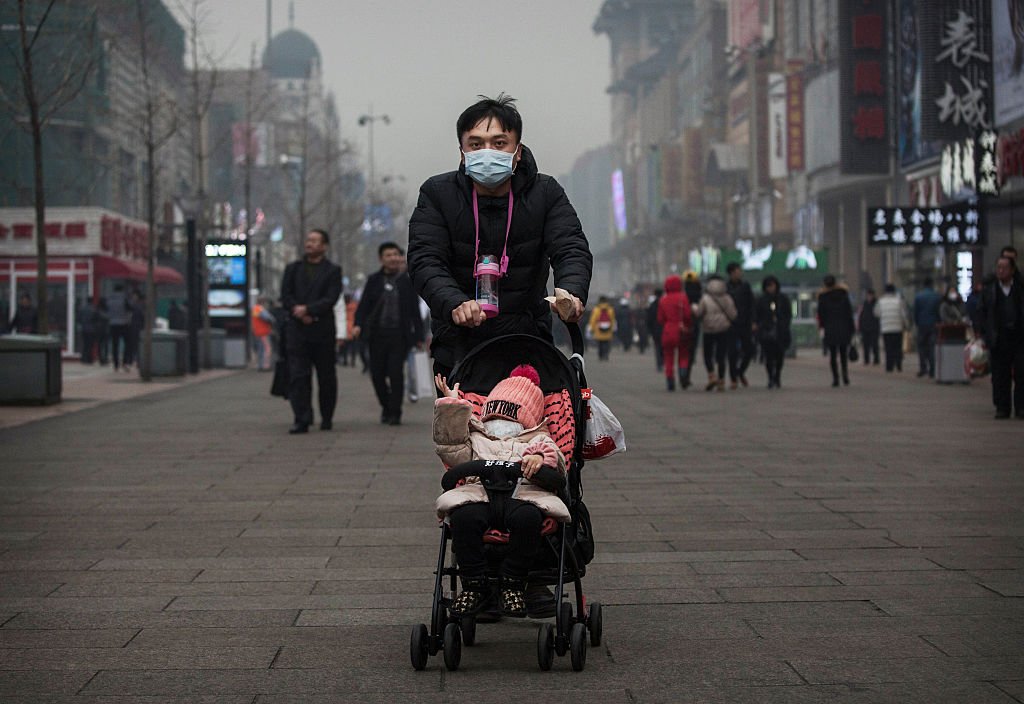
[482,364,544,428]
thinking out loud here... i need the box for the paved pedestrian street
[1,350,1022,703]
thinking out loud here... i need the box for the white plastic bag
[582,391,626,460]
[965,338,989,377]
[412,349,434,398]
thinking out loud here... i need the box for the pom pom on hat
[483,364,544,428]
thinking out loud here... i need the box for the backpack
[597,307,612,332]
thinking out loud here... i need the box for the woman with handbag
[694,275,737,391]
[755,275,792,389]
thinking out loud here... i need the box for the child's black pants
[449,497,544,580]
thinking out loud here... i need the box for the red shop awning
[93,256,183,285]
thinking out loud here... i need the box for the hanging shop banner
[768,73,787,179]
[939,130,1000,199]
[786,61,805,172]
[920,1,993,141]
[999,128,1024,184]
[839,0,890,174]
[992,0,1024,126]
[897,0,942,167]
[867,204,986,247]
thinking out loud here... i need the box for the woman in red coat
[657,274,693,391]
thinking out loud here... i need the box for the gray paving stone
[0,629,137,648]
[788,656,1024,684]
[2,609,300,629]
[0,645,277,670]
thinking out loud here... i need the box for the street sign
[867,204,986,246]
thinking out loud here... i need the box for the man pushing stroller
[433,364,569,617]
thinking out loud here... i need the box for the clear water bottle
[475,254,500,319]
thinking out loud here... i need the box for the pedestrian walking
[817,275,855,387]
[106,284,131,370]
[646,289,664,371]
[755,275,791,389]
[353,242,425,426]
[406,93,592,382]
[656,274,692,390]
[857,288,881,366]
[252,298,275,371]
[694,275,736,391]
[95,297,110,365]
[280,228,343,434]
[634,295,649,354]
[78,298,99,363]
[6,292,38,334]
[875,284,909,372]
[684,271,703,374]
[615,298,634,352]
[725,262,755,389]
[588,296,616,361]
[913,277,942,378]
[124,290,144,371]
[939,286,966,324]
[978,255,1024,419]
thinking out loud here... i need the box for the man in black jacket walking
[407,94,592,378]
[280,229,343,434]
[353,242,424,426]
[726,262,755,388]
[979,255,1024,419]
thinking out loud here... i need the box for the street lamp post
[357,107,390,201]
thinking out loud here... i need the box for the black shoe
[389,416,401,426]
[995,410,1011,419]
[832,379,840,387]
[320,421,332,431]
[666,377,675,392]
[451,576,489,616]
[739,375,749,387]
[288,423,309,434]
[380,410,389,424]
[525,584,556,618]
[843,376,850,386]
[500,577,527,618]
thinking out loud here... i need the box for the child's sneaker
[451,576,487,616]
[500,578,527,617]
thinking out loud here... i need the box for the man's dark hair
[1001,246,1018,259]
[761,275,780,292]
[456,93,523,144]
[865,288,875,296]
[378,241,403,258]
[884,283,896,293]
[726,262,741,274]
[922,276,933,288]
[824,274,837,288]
[310,228,330,245]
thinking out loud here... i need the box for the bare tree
[133,0,179,381]
[2,0,98,334]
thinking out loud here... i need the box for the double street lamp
[357,107,390,200]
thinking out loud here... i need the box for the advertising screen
[208,256,247,286]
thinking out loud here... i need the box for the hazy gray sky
[195,0,611,205]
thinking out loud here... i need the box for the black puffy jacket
[408,146,592,367]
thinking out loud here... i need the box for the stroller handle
[565,321,585,357]
[441,459,566,494]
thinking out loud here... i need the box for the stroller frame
[410,322,602,672]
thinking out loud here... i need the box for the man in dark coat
[353,242,425,426]
[817,275,856,387]
[858,288,881,365]
[726,262,755,388]
[7,292,38,334]
[978,255,1024,419]
[280,229,343,434]
[407,94,592,378]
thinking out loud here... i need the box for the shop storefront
[0,207,183,355]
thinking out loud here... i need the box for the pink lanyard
[472,189,513,276]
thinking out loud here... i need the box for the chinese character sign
[839,0,890,174]
[786,61,805,172]
[920,1,993,141]
[867,205,986,247]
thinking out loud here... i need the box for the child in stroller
[433,364,569,617]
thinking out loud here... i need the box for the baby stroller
[410,322,601,672]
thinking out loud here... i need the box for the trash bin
[139,330,188,377]
[201,328,226,368]
[935,323,968,384]
[0,334,62,404]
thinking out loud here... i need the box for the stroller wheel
[410,623,429,671]
[537,623,555,671]
[569,622,588,672]
[588,602,603,647]
[460,615,477,646]
[442,622,462,671]
[557,601,574,638]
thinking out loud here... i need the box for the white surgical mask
[463,146,519,187]
[483,418,523,438]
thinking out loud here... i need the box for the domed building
[262,28,321,81]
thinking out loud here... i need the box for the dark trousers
[728,328,754,381]
[762,339,785,384]
[703,331,729,378]
[861,331,880,364]
[449,498,544,580]
[109,325,129,368]
[917,328,936,376]
[652,325,664,369]
[368,330,407,419]
[829,344,849,383]
[597,339,610,360]
[990,335,1024,414]
[287,334,337,427]
[883,332,903,371]
[80,332,95,363]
